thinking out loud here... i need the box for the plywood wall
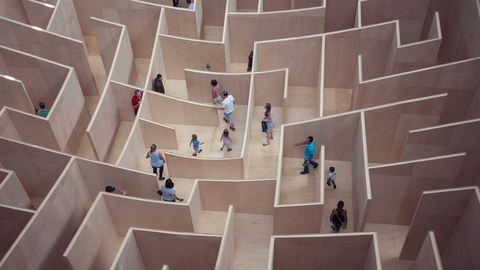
[185,70,251,105]
[271,234,377,269]
[198,179,275,214]
[47,0,84,41]
[0,76,33,114]
[0,205,34,259]
[368,153,465,225]
[91,18,123,75]
[256,35,323,86]
[282,112,359,161]
[159,35,226,80]
[139,119,178,150]
[112,230,146,270]
[0,0,29,25]
[165,152,245,179]
[21,0,54,29]
[253,70,287,107]
[273,204,323,234]
[228,8,325,62]
[0,170,33,209]
[413,231,444,270]
[399,187,476,260]
[0,17,98,96]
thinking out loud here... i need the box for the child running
[189,134,204,156]
[220,129,232,151]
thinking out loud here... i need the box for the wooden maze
[0,0,479,269]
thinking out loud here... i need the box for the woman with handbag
[330,201,348,232]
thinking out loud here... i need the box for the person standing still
[247,50,253,72]
[131,89,142,116]
[153,74,165,94]
[294,136,318,175]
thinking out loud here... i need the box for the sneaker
[220,147,224,151]
[331,225,335,231]
[227,148,232,152]
[333,184,337,189]
[263,142,270,146]
[223,117,228,123]
[230,126,236,132]
[193,153,197,156]
[300,171,308,175]
[327,181,331,186]
[159,177,165,180]
[198,149,202,153]
[313,164,318,169]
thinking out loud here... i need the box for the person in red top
[131,89,142,115]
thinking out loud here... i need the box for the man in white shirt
[216,91,236,132]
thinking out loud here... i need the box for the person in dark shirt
[153,74,165,94]
[247,50,253,72]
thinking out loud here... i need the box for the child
[327,167,337,189]
[189,134,204,156]
[220,129,232,151]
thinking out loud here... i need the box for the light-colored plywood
[324,0,357,32]
[144,92,219,126]
[271,233,379,270]
[282,112,360,161]
[91,18,123,75]
[165,152,244,179]
[228,8,325,62]
[1,158,92,269]
[399,187,477,260]
[0,205,34,259]
[112,230,146,270]
[21,0,54,29]
[253,69,287,107]
[116,120,146,171]
[139,119,178,149]
[273,204,323,234]
[0,17,98,96]
[214,205,235,270]
[164,6,199,39]
[185,69,251,105]
[131,229,221,270]
[159,35,226,80]
[0,0,29,25]
[256,35,323,86]
[0,170,33,209]
[368,153,466,225]
[111,26,137,85]
[413,231,444,270]
[0,76,34,114]
[47,0,83,41]
[198,179,275,215]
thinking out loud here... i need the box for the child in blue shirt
[190,134,204,156]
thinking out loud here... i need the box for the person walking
[145,144,166,180]
[330,201,348,232]
[216,91,236,132]
[294,136,318,175]
[262,103,275,146]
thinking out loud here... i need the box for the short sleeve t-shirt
[328,171,336,180]
[221,95,235,114]
[131,93,142,114]
[191,139,200,149]
[36,109,49,118]
[304,141,315,160]
[161,186,176,201]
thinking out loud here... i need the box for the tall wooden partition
[158,35,226,80]
[403,118,480,187]
[198,179,275,214]
[21,0,54,29]
[351,112,371,232]
[0,76,34,114]
[368,153,466,225]
[91,18,123,76]
[0,158,91,269]
[0,170,33,209]
[363,94,446,164]
[0,17,98,96]
[0,204,34,260]
[253,69,287,107]
[400,187,480,270]
[228,7,325,62]
[47,0,83,41]
[256,35,323,86]
[353,57,480,124]
[269,233,381,270]
[324,21,395,89]
[185,69,251,105]
[413,231,444,270]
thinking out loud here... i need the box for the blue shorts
[224,112,232,121]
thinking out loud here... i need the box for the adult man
[216,90,236,132]
[152,74,165,94]
[36,101,49,117]
[295,136,318,174]
[131,89,142,115]
[211,79,222,104]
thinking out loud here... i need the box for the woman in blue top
[145,144,166,180]
[294,136,318,175]
[161,178,184,202]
